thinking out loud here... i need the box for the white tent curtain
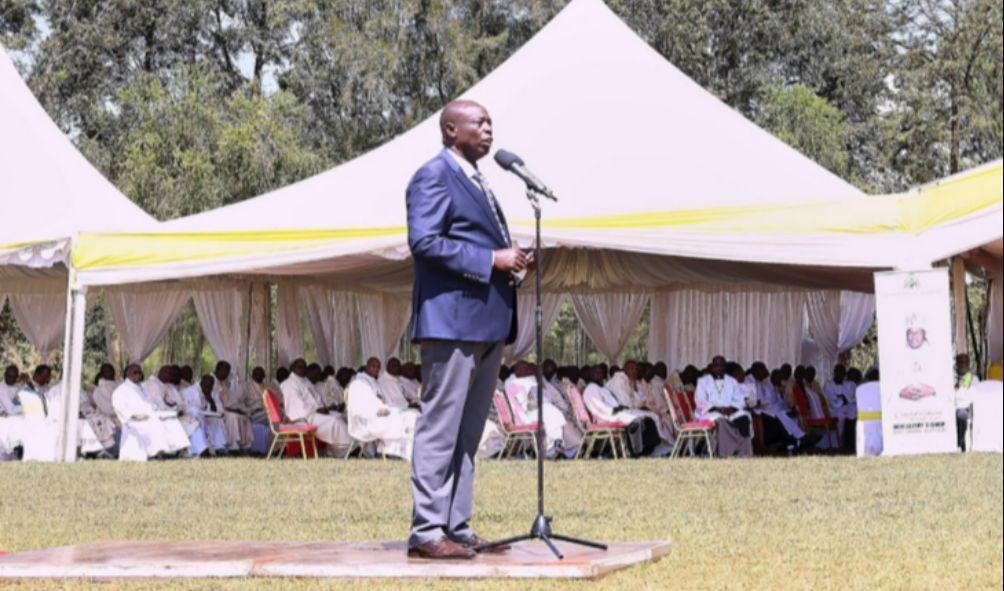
[504,292,566,364]
[571,292,650,362]
[332,292,361,368]
[380,293,412,360]
[8,291,65,359]
[104,285,190,363]
[301,287,362,368]
[651,287,805,370]
[247,282,270,369]
[989,278,1003,364]
[806,291,842,361]
[193,283,250,378]
[301,285,335,367]
[356,292,411,362]
[275,282,304,367]
[838,291,876,352]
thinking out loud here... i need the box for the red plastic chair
[493,391,538,458]
[664,385,715,457]
[791,386,839,449]
[263,389,319,460]
[567,386,628,459]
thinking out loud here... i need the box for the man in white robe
[180,375,229,455]
[796,366,837,449]
[143,366,204,455]
[541,360,583,456]
[606,361,672,443]
[347,357,420,460]
[229,363,269,423]
[0,365,26,460]
[505,362,574,458]
[76,379,118,454]
[694,357,753,458]
[213,361,254,452]
[112,364,188,460]
[750,364,810,450]
[282,358,351,455]
[378,357,414,410]
[823,364,857,448]
[90,363,120,424]
[582,367,668,456]
[400,362,422,405]
[179,366,195,391]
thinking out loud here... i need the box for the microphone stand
[476,187,607,560]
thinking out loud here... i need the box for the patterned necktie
[472,171,511,246]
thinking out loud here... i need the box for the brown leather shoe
[459,535,512,554]
[407,537,476,560]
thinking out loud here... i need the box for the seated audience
[112,364,189,461]
[281,358,351,455]
[347,357,419,460]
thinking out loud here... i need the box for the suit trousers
[408,339,504,547]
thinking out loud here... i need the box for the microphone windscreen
[493,149,524,170]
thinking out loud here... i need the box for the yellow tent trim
[70,161,1001,271]
[513,161,1002,233]
[73,227,406,270]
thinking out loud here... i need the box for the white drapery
[504,292,566,363]
[193,283,251,377]
[649,287,805,370]
[301,286,361,368]
[357,292,411,362]
[571,292,650,362]
[104,285,190,362]
[247,282,270,369]
[8,291,65,359]
[989,278,1003,364]
[275,282,304,367]
[838,291,876,352]
[806,290,875,367]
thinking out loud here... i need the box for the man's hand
[493,248,528,273]
[377,408,391,417]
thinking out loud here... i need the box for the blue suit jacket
[407,149,518,344]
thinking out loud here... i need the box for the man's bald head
[440,100,493,163]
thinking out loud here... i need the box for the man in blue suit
[406,99,529,559]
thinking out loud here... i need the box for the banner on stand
[874,269,958,455]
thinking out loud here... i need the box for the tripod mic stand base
[475,515,608,560]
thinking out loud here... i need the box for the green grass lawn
[0,454,1001,590]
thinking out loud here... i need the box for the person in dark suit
[406,99,529,559]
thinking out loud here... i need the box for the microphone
[494,149,558,201]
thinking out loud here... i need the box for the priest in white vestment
[582,366,663,434]
[694,357,753,457]
[606,361,672,443]
[347,358,420,460]
[90,363,120,424]
[212,361,254,451]
[77,381,118,453]
[378,358,414,410]
[1,365,27,459]
[282,358,351,455]
[400,362,422,405]
[823,364,857,444]
[504,362,574,458]
[751,366,807,448]
[855,370,883,457]
[180,375,229,455]
[112,364,189,460]
[143,366,205,453]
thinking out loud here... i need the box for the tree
[890,0,1003,183]
[0,0,38,50]
[757,84,850,177]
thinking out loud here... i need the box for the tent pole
[951,257,968,355]
[57,264,87,462]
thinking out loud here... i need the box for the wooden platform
[0,539,671,580]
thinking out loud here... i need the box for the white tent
[1,44,157,355]
[0,47,155,266]
[1,44,160,460]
